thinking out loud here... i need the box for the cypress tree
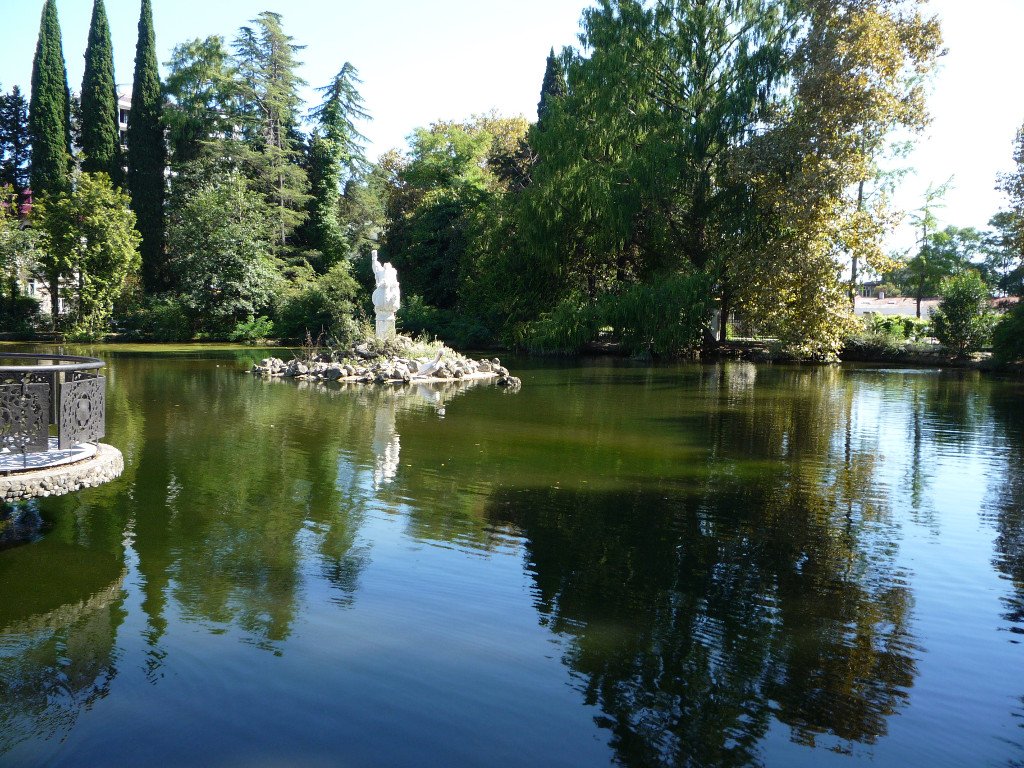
[28,0,72,198]
[127,0,167,293]
[536,48,567,129]
[81,0,122,185]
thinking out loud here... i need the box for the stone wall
[1,444,124,503]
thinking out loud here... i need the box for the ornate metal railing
[0,354,106,456]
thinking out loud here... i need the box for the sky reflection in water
[1,351,1022,767]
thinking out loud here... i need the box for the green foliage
[513,0,941,356]
[233,12,310,248]
[0,295,40,334]
[515,273,711,357]
[127,295,193,341]
[36,171,142,339]
[300,63,370,271]
[600,273,713,357]
[29,0,72,199]
[930,271,996,357]
[302,134,348,270]
[0,186,40,298]
[384,115,530,312]
[163,36,239,166]
[81,0,122,185]
[167,168,280,336]
[0,86,31,192]
[398,294,492,349]
[864,314,930,341]
[513,293,602,356]
[228,315,275,342]
[536,48,566,129]
[993,303,1024,364]
[127,0,167,292]
[874,282,901,298]
[890,224,984,313]
[274,260,360,342]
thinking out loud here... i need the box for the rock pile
[252,343,521,389]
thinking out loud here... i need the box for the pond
[1,346,1022,767]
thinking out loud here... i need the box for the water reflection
[486,366,916,766]
[0,499,127,755]
[0,352,1022,766]
[987,387,1024,634]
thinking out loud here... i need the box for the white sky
[0,0,1020,248]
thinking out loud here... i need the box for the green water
[1,347,1023,767]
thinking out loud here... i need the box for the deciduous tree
[36,172,141,339]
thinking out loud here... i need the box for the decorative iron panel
[59,375,105,449]
[0,371,58,423]
[0,383,50,453]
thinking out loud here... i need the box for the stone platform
[0,443,124,503]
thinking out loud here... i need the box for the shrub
[865,314,930,341]
[274,261,360,343]
[930,271,996,357]
[126,295,194,341]
[398,294,493,348]
[993,303,1024,364]
[598,273,713,357]
[514,272,713,357]
[0,295,41,334]
[228,316,275,342]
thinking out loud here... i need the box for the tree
[993,302,1024,364]
[127,0,167,293]
[997,126,1024,295]
[514,0,940,358]
[890,223,981,318]
[383,117,528,311]
[536,47,566,130]
[0,86,31,193]
[983,212,1023,296]
[163,36,239,166]
[0,185,40,299]
[81,0,122,185]
[28,0,72,201]
[930,270,995,358]
[166,167,280,335]
[233,12,310,249]
[303,63,369,269]
[36,172,141,339]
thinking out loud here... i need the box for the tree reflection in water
[0,499,127,755]
[487,364,916,766]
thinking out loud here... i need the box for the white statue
[371,250,401,340]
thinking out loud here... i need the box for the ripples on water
[1,350,1023,767]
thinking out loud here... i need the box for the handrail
[0,353,105,374]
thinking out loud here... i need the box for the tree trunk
[48,270,59,330]
[850,179,865,306]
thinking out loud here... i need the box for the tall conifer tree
[536,48,566,129]
[81,0,122,185]
[29,0,71,199]
[127,0,167,292]
[0,86,32,193]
